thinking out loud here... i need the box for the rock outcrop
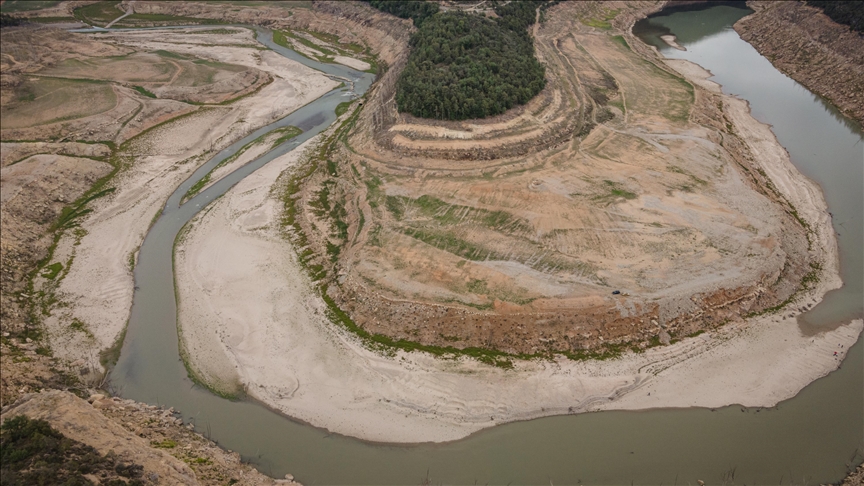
[2,390,198,485]
[1,390,302,485]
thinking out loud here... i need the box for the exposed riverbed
[111,6,862,484]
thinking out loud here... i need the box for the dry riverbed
[24,26,337,375]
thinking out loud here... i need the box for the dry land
[171,1,861,443]
[0,16,340,483]
[292,1,827,359]
[2,0,860,466]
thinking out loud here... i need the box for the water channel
[111,5,863,484]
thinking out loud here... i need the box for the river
[111,5,863,484]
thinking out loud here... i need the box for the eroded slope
[291,1,815,358]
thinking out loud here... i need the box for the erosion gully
[108,6,862,484]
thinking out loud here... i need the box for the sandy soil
[296,0,817,357]
[332,55,370,72]
[174,62,859,440]
[42,28,337,373]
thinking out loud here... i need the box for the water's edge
[108,10,863,485]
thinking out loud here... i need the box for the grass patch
[273,28,379,71]
[98,325,126,370]
[269,125,303,149]
[39,262,63,280]
[386,194,530,232]
[72,0,122,27]
[69,319,95,339]
[581,8,619,30]
[150,439,177,449]
[592,180,637,205]
[402,227,504,262]
[611,35,631,50]
[117,13,223,26]
[183,125,302,202]
[25,16,77,23]
[321,286,515,368]
[335,101,353,116]
[273,29,333,63]
[54,187,116,229]
[132,85,157,98]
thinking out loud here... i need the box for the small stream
[109,9,862,485]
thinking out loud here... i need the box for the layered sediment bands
[128,1,413,67]
[291,1,817,356]
[735,1,864,125]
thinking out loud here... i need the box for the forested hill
[807,1,864,33]
[365,0,439,27]
[365,0,548,121]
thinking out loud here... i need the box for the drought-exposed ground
[1,21,334,390]
[293,0,822,359]
[0,3,357,482]
[171,1,860,443]
[1,0,861,479]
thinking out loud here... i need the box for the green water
[111,7,863,484]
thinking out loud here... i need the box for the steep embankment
[735,1,864,125]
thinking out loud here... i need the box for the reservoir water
[112,5,863,484]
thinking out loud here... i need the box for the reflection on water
[633,2,752,47]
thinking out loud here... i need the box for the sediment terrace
[291,1,816,357]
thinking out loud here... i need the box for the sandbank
[44,28,338,372]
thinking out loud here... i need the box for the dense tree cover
[807,1,864,32]
[494,0,542,31]
[363,0,439,27]
[391,4,546,120]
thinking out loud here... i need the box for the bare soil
[292,0,817,356]
[0,9,346,482]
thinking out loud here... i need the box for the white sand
[46,29,337,372]
[333,55,371,72]
[174,63,860,441]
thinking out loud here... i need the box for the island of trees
[366,0,547,120]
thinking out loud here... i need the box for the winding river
[111,5,863,484]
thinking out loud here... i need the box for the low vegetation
[183,125,302,202]
[0,13,22,27]
[0,415,145,485]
